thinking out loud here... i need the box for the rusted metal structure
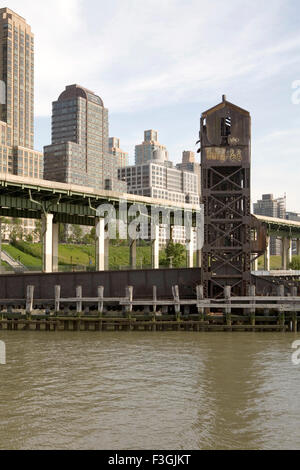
[0,282,299,333]
[0,268,200,301]
[0,267,297,305]
[200,96,253,298]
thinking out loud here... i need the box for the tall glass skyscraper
[44,84,126,192]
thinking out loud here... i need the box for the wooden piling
[98,286,104,317]
[277,285,285,330]
[291,286,298,332]
[125,286,133,319]
[153,286,157,315]
[1,282,300,334]
[76,286,82,317]
[224,286,232,328]
[55,285,61,315]
[249,285,256,329]
[172,285,181,322]
[196,285,204,322]
[26,285,34,319]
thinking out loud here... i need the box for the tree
[10,218,24,244]
[59,223,67,243]
[0,217,10,241]
[25,233,34,243]
[69,225,83,244]
[0,217,10,265]
[290,256,300,270]
[164,241,186,268]
[33,220,42,243]
[82,227,96,245]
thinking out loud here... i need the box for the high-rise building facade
[44,84,126,192]
[176,151,201,197]
[286,211,300,222]
[119,162,199,204]
[0,8,34,148]
[118,158,199,246]
[135,130,169,165]
[120,130,200,246]
[0,8,43,239]
[253,194,286,255]
[109,137,128,168]
[0,8,43,178]
[182,151,195,164]
[286,211,300,254]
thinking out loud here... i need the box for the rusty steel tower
[200,96,252,298]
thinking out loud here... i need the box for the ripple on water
[0,331,299,450]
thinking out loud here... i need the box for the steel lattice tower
[200,96,251,298]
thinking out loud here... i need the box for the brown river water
[0,331,299,450]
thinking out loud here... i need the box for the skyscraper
[182,151,195,164]
[119,141,200,246]
[0,8,43,238]
[253,194,286,255]
[44,84,126,192]
[109,137,129,168]
[0,8,34,148]
[135,130,169,165]
[176,151,201,197]
[0,7,43,178]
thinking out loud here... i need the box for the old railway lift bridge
[0,96,300,302]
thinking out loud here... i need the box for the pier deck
[0,283,299,332]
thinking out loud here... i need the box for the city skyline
[4,0,300,212]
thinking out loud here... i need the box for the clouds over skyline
[6,0,300,211]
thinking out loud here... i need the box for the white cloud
[252,126,300,211]
[7,0,300,115]
[5,0,300,211]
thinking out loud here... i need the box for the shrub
[290,256,300,270]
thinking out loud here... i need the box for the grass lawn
[3,242,297,272]
[257,255,292,270]
[1,242,188,270]
[3,244,42,268]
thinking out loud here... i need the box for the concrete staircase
[1,249,27,272]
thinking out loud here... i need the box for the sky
[6,0,300,212]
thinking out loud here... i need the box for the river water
[0,331,299,450]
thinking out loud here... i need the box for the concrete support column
[95,217,105,272]
[105,237,109,271]
[151,224,160,270]
[251,256,258,271]
[282,237,292,270]
[130,239,137,269]
[297,239,300,256]
[196,227,202,268]
[264,235,270,271]
[42,214,54,273]
[186,226,194,268]
[281,238,287,270]
[52,223,59,273]
[288,238,292,268]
